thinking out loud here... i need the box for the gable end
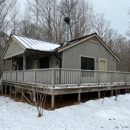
[58,34,120,62]
[1,35,26,60]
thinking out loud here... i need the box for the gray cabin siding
[49,55,58,68]
[49,53,63,68]
[62,40,117,71]
[4,42,24,59]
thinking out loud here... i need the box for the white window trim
[80,55,95,70]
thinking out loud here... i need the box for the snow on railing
[2,68,130,88]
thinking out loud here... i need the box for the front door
[33,60,38,69]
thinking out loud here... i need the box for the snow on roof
[13,35,60,52]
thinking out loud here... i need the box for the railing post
[78,70,81,86]
[52,69,55,88]
[125,73,127,85]
[16,71,17,82]
[34,70,36,85]
[6,71,7,81]
[79,70,81,85]
[23,53,26,70]
[111,72,113,85]
[1,84,3,95]
[5,85,7,95]
[98,71,100,85]
[10,71,12,82]
[22,71,24,83]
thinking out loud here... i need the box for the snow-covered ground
[0,94,130,130]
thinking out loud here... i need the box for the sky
[90,0,130,36]
[18,0,130,36]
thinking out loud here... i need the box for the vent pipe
[64,17,70,46]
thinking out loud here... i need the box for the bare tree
[104,29,119,50]
[90,13,110,41]
[0,0,20,77]
[58,0,93,40]
[115,35,130,71]
[115,90,120,101]
[10,1,20,35]
[24,0,93,43]
[126,8,130,37]
[0,0,18,33]
[25,0,58,42]
[22,84,49,117]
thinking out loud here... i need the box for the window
[40,57,49,68]
[81,57,94,77]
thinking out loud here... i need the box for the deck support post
[9,86,12,97]
[98,91,100,98]
[21,89,24,100]
[125,89,127,94]
[78,93,81,103]
[14,87,17,99]
[111,90,113,96]
[51,95,55,109]
[5,85,7,95]
[1,85,3,95]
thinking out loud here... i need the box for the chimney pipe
[64,17,70,46]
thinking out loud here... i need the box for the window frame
[80,56,95,77]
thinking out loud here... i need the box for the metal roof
[13,35,60,52]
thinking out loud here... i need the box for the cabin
[1,17,120,72]
[1,33,119,71]
[1,18,130,109]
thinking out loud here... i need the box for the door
[99,59,107,71]
[33,60,38,69]
[99,59,107,83]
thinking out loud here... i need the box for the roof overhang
[26,48,54,54]
[1,35,56,60]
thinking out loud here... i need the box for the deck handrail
[2,68,130,88]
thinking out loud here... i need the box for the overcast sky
[91,0,130,36]
[18,0,130,36]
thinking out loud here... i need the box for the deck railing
[2,68,130,88]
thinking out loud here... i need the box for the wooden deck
[1,68,130,109]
